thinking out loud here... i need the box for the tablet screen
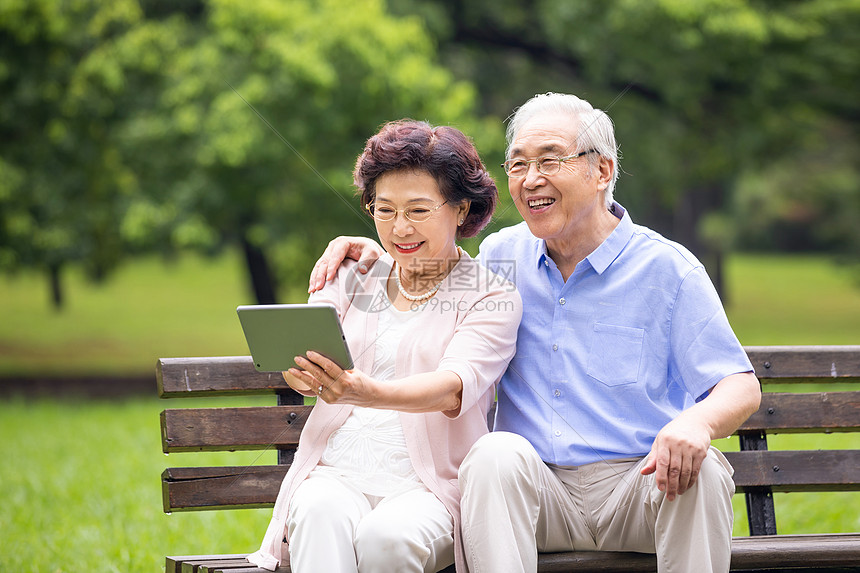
[237,304,353,372]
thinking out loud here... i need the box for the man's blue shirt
[478,203,753,466]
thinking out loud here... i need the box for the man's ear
[595,156,614,191]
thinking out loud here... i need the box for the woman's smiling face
[372,169,465,277]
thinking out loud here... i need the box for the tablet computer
[237,303,353,372]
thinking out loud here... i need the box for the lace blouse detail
[315,304,429,497]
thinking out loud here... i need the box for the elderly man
[309,93,761,573]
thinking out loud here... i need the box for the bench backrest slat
[159,393,858,455]
[157,347,860,398]
[161,466,286,511]
[161,406,310,452]
[745,345,860,382]
[727,450,860,491]
[739,391,860,433]
[162,448,860,512]
[157,357,290,397]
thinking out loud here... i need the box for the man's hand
[308,236,384,293]
[640,371,761,501]
[640,415,711,501]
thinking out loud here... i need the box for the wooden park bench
[158,346,860,572]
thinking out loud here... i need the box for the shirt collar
[534,202,633,274]
[586,202,632,275]
[535,239,551,270]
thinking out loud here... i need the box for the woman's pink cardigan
[248,252,522,572]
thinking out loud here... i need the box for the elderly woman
[248,120,522,573]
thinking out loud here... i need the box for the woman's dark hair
[353,119,497,238]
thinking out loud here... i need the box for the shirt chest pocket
[586,323,644,387]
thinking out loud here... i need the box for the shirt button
[552,344,558,351]
[554,389,561,397]
[544,260,549,267]
[559,297,566,305]
[554,430,562,437]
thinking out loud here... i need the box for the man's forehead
[510,114,579,155]
[509,139,568,156]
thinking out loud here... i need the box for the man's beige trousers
[459,432,735,573]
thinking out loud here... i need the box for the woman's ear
[458,200,471,225]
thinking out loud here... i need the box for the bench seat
[168,533,860,572]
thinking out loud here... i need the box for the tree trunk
[48,262,64,311]
[673,183,727,303]
[707,250,726,306]
[240,235,278,304]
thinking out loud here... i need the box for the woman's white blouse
[313,304,429,497]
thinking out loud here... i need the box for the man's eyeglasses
[502,150,595,177]
[365,200,449,223]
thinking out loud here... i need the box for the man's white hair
[506,92,620,208]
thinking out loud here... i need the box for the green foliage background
[2,0,858,303]
[0,0,506,304]
[1,1,859,570]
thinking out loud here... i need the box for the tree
[1,0,501,306]
[727,121,860,256]
[390,0,860,295]
[118,0,503,303]
[0,0,185,308]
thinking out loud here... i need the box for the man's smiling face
[507,112,609,249]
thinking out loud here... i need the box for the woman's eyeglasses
[365,201,449,223]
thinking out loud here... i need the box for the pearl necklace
[394,263,445,302]
[394,248,461,302]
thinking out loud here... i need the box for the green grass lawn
[1,251,859,571]
[0,396,276,573]
[725,253,860,345]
